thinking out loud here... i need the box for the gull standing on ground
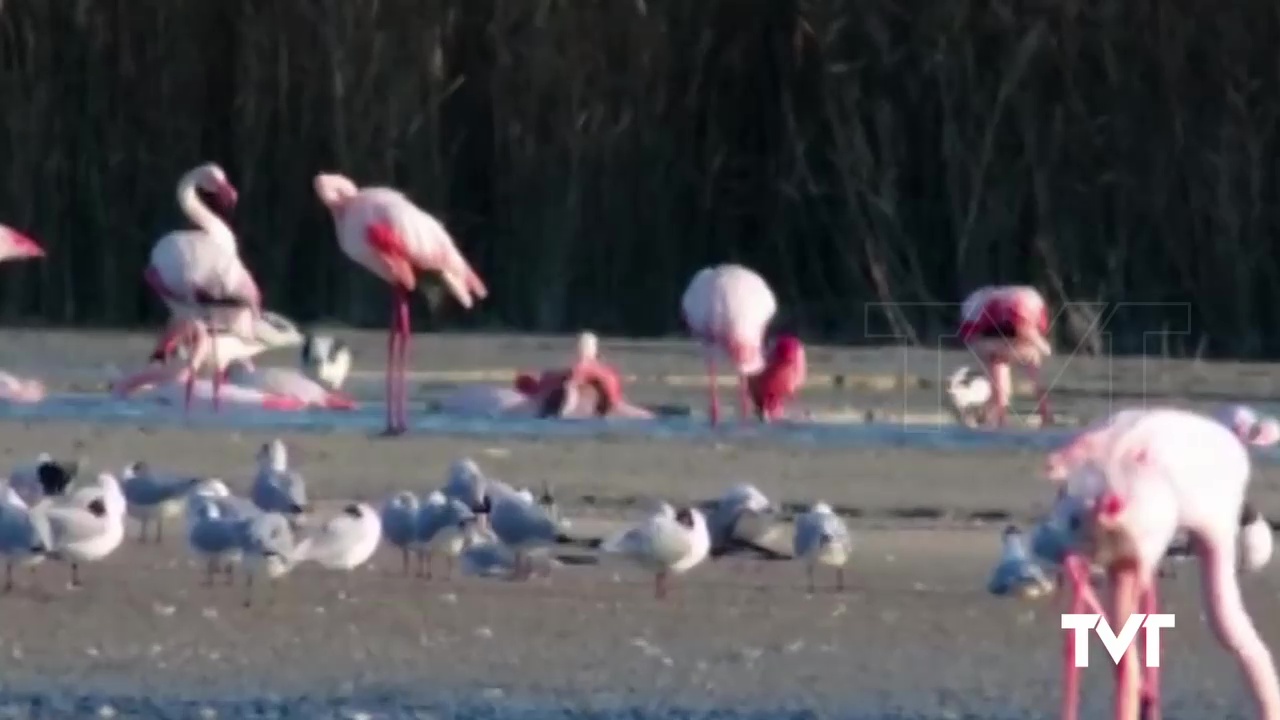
[986,525,1054,599]
[793,501,853,593]
[35,472,127,587]
[295,503,382,572]
[414,491,477,580]
[185,493,247,586]
[121,461,202,543]
[1240,503,1273,573]
[598,503,710,599]
[251,439,308,518]
[314,173,489,435]
[0,484,50,592]
[241,512,299,607]
[381,491,420,576]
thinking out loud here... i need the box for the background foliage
[2,0,1278,357]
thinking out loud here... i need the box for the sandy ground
[0,332,1279,717]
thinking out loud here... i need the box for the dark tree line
[2,0,1279,358]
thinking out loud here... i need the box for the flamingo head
[577,331,599,361]
[0,224,45,262]
[514,372,540,397]
[748,335,806,420]
[313,173,359,211]
[189,162,238,212]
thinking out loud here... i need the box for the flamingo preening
[313,173,488,436]
[1041,407,1280,720]
[957,285,1053,427]
[680,264,778,425]
[113,313,303,412]
[144,163,263,410]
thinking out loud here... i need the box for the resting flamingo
[958,285,1052,427]
[314,173,488,436]
[680,264,777,425]
[113,313,303,413]
[1041,407,1280,720]
[0,224,47,403]
[144,162,262,409]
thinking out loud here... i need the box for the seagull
[295,503,382,572]
[1239,503,1272,573]
[33,472,128,588]
[0,483,50,592]
[8,453,79,506]
[185,493,247,586]
[442,457,489,514]
[300,333,353,391]
[251,439,308,518]
[944,365,993,427]
[704,482,790,562]
[121,461,202,543]
[241,511,300,608]
[414,491,477,580]
[192,478,260,521]
[488,487,590,580]
[987,525,1054,599]
[380,491,421,575]
[793,501,852,593]
[598,504,710,599]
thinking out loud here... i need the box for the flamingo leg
[396,291,411,433]
[1028,362,1051,426]
[383,292,402,435]
[704,347,720,426]
[986,357,1012,427]
[737,373,751,422]
[1139,585,1161,720]
[1111,565,1142,720]
[1062,555,1093,720]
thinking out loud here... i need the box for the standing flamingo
[680,264,777,425]
[144,162,262,410]
[313,173,488,435]
[957,285,1052,427]
[1041,407,1280,720]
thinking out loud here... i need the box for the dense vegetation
[2,0,1278,357]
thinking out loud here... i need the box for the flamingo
[1041,407,1280,720]
[957,285,1052,427]
[112,315,304,412]
[313,173,488,436]
[0,225,48,402]
[144,162,263,409]
[680,264,777,425]
[747,334,807,421]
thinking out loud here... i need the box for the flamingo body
[958,285,1052,427]
[680,264,777,424]
[1044,407,1280,720]
[315,173,487,435]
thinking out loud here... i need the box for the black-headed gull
[380,491,420,575]
[415,491,477,580]
[0,483,50,592]
[295,503,382,572]
[598,503,710,598]
[241,511,300,608]
[32,472,127,587]
[251,439,308,518]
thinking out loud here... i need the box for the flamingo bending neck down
[958,285,1052,427]
[314,172,488,436]
[114,313,302,413]
[1042,407,1280,720]
[0,225,47,403]
[680,264,778,425]
[144,162,263,409]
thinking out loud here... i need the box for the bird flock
[0,440,853,608]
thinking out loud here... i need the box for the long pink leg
[395,294,411,432]
[987,358,1012,427]
[1062,556,1089,720]
[1139,586,1161,720]
[737,373,751,421]
[705,347,720,425]
[1028,363,1050,425]
[384,296,398,434]
[1112,566,1142,720]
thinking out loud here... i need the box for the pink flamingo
[680,264,777,425]
[0,224,47,403]
[314,173,488,436]
[747,335,807,421]
[1214,404,1280,447]
[144,162,262,410]
[1044,407,1280,720]
[222,361,357,410]
[113,313,302,413]
[957,285,1053,427]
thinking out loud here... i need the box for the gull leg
[806,564,815,595]
[3,562,12,593]
[243,571,254,608]
[655,571,668,600]
[203,559,215,587]
[836,567,845,592]
[70,563,81,588]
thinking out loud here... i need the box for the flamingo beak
[215,182,239,211]
[0,228,45,260]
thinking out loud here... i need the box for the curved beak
[215,182,239,211]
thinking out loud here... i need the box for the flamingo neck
[177,176,232,243]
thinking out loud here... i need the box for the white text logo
[1060,613,1175,668]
